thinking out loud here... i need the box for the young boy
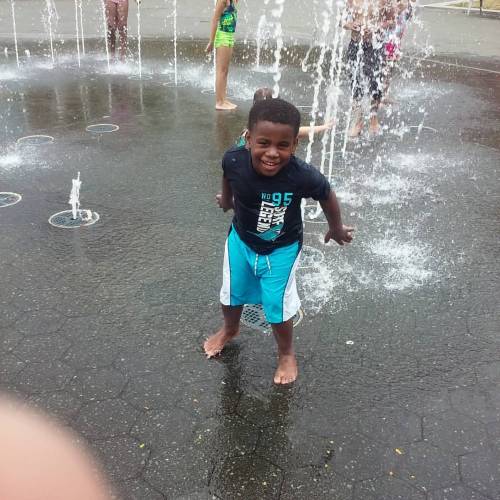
[204,98,353,384]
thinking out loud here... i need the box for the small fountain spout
[10,0,20,68]
[69,172,82,220]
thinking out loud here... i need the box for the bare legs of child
[348,97,381,137]
[105,0,128,62]
[204,305,242,357]
[348,100,364,137]
[271,318,298,384]
[369,97,381,135]
[215,46,237,111]
[204,305,298,384]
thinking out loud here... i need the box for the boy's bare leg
[105,1,117,58]
[204,304,242,357]
[369,99,381,135]
[348,101,363,138]
[215,46,237,110]
[271,319,298,384]
[117,1,128,62]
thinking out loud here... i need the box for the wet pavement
[1,8,500,500]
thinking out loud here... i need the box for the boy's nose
[267,147,279,158]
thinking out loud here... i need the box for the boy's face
[246,120,298,177]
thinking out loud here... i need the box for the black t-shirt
[222,145,331,255]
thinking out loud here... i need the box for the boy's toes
[274,356,298,384]
[203,340,221,358]
[273,372,295,385]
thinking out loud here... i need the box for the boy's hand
[324,225,354,245]
[215,193,224,208]
[216,193,233,212]
[205,41,214,53]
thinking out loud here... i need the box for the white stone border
[85,123,119,133]
[424,1,498,14]
[0,192,22,208]
[48,209,100,228]
[16,135,54,146]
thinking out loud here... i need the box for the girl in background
[105,0,134,61]
[206,0,239,110]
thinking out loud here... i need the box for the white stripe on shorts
[282,249,302,322]
[220,237,231,305]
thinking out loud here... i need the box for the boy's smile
[246,121,298,177]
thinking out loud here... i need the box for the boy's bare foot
[348,120,363,138]
[203,328,238,358]
[369,117,381,135]
[274,353,298,384]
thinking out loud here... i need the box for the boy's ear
[245,129,251,148]
[291,135,299,153]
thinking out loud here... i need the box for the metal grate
[162,81,188,88]
[16,135,54,146]
[48,209,100,228]
[128,74,152,81]
[241,303,303,333]
[0,192,22,208]
[299,245,325,269]
[85,123,119,133]
[323,149,360,160]
[408,125,437,135]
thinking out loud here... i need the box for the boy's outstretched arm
[298,120,334,139]
[319,191,354,245]
[216,176,234,212]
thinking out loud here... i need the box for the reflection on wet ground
[1,41,499,499]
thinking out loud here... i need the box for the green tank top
[218,0,237,33]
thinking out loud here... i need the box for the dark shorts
[346,40,384,102]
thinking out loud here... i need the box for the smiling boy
[204,98,353,384]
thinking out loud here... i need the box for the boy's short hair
[248,98,301,137]
[253,87,274,103]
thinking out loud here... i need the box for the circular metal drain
[0,192,22,208]
[163,81,189,88]
[201,88,235,97]
[303,204,327,224]
[17,135,54,146]
[127,74,153,81]
[324,150,360,160]
[408,125,437,134]
[48,209,100,228]
[85,123,119,133]
[299,245,325,269]
[241,304,303,332]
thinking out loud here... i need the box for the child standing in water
[204,98,353,384]
[382,0,416,101]
[344,0,396,136]
[105,0,133,61]
[206,0,239,110]
[235,87,334,147]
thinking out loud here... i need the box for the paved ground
[0,3,500,500]
[1,0,500,70]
